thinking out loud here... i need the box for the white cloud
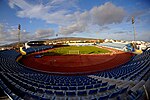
[0,23,55,45]
[0,24,14,41]
[9,0,78,26]
[9,1,125,27]
[0,24,29,43]
[8,0,32,9]
[137,31,150,41]
[23,30,26,32]
[59,2,126,35]
[97,30,150,42]
[0,24,4,32]
[35,28,55,38]
[44,10,76,25]
[8,1,149,42]
[126,9,150,23]
[17,4,49,19]
[90,2,126,26]
[50,0,79,10]
[0,25,18,43]
[99,26,110,31]
[0,0,148,46]
[59,22,86,35]
[20,28,55,41]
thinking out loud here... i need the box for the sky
[0,0,150,45]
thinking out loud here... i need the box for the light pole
[18,24,21,49]
[132,17,136,41]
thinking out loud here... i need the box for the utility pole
[132,17,136,41]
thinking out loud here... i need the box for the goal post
[68,50,80,54]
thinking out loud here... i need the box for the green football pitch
[43,46,111,55]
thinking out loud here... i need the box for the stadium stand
[98,43,127,51]
[23,45,53,54]
[99,43,137,52]
[0,46,149,100]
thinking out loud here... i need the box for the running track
[20,47,134,74]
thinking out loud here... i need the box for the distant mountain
[0,37,102,47]
[46,37,101,41]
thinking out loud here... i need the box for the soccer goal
[68,50,80,54]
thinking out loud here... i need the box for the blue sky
[0,0,150,45]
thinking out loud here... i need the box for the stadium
[0,0,150,100]
[0,38,150,100]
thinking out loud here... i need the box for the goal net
[68,50,80,54]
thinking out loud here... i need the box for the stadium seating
[98,43,127,50]
[0,46,149,100]
[23,45,53,54]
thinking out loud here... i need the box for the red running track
[20,48,134,74]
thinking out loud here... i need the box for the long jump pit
[19,47,134,75]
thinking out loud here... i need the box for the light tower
[132,17,136,41]
[18,24,21,49]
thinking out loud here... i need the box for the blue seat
[101,82,108,86]
[91,98,97,100]
[60,86,68,90]
[27,93,41,100]
[84,82,90,85]
[53,86,60,90]
[91,81,96,84]
[68,86,76,90]
[86,85,93,89]
[89,89,98,95]
[98,94,109,100]
[66,91,76,96]
[93,83,101,88]
[46,85,53,89]
[9,92,20,100]
[108,84,116,90]
[77,86,85,90]
[99,87,107,92]
[45,90,54,95]
[37,88,43,93]
[119,87,128,94]
[55,91,65,96]
[109,90,120,98]
[77,90,87,96]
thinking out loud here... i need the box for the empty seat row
[0,48,149,100]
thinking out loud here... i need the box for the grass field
[43,46,111,56]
